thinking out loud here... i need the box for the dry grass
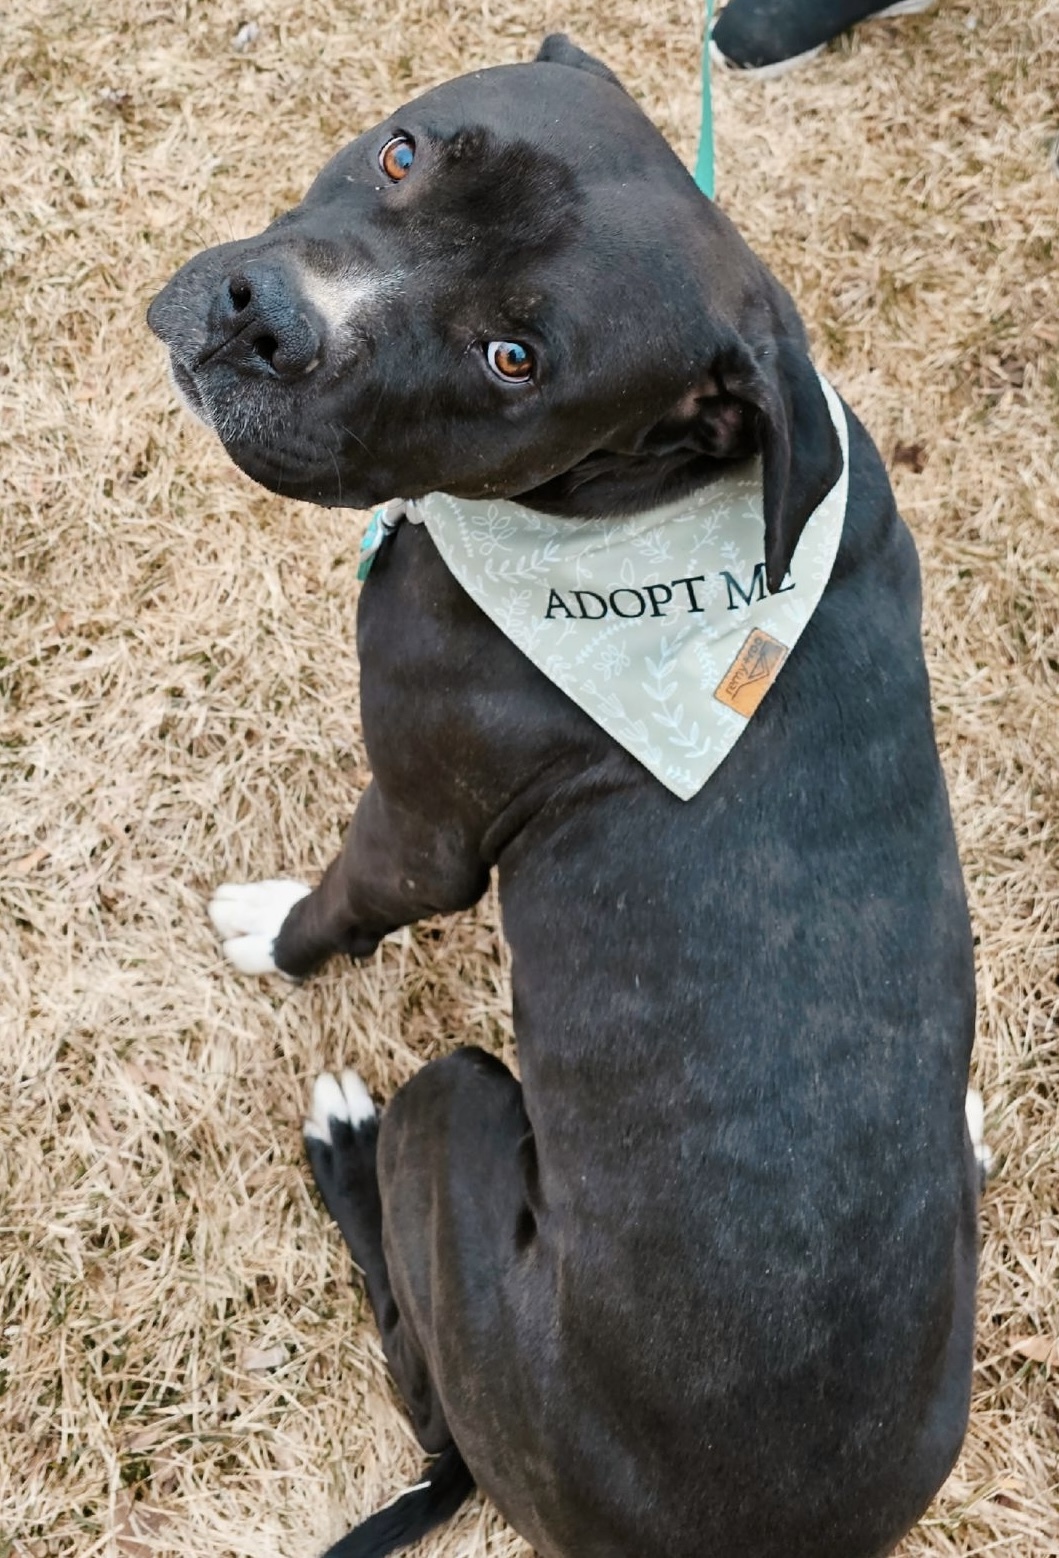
[2,0,1057,1552]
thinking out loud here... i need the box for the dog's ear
[684,337,843,593]
[632,338,840,591]
[534,34,628,94]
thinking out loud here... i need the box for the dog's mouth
[166,357,214,431]
[152,326,386,506]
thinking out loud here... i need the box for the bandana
[360,373,848,800]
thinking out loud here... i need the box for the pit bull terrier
[147,36,982,1558]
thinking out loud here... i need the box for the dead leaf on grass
[7,845,49,874]
[892,441,929,473]
[241,1342,289,1372]
[1008,1335,1059,1368]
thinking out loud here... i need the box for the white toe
[964,1088,985,1147]
[965,1088,994,1179]
[208,884,251,939]
[208,879,311,941]
[304,1069,376,1144]
[340,1069,377,1127]
[222,934,280,976]
[305,1072,347,1144]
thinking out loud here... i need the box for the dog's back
[352,406,976,1558]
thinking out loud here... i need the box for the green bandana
[367,373,848,799]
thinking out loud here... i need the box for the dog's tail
[320,1443,475,1558]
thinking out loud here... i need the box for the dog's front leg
[208,779,490,978]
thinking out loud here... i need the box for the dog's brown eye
[379,136,415,181]
[486,340,534,383]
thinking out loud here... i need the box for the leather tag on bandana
[714,629,789,717]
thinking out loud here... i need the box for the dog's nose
[210,262,322,378]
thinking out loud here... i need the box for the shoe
[710,0,937,77]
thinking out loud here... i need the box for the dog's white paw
[965,1088,993,1181]
[304,1068,377,1144]
[208,879,311,976]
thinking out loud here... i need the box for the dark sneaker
[710,0,936,77]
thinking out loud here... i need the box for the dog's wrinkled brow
[385,127,581,261]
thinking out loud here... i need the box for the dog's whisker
[336,420,373,457]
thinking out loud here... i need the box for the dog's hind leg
[303,1068,452,1454]
[375,1046,539,1351]
[304,1054,536,1557]
[307,1049,543,1555]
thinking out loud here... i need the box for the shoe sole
[710,0,937,78]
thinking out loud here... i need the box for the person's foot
[710,0,936,77]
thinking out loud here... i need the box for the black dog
[148,37,981,1558]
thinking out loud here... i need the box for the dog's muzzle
[149,256,324,383]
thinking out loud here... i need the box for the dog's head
[148,37,840,591]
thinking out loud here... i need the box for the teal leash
[693,0,716,199]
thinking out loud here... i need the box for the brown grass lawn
[1,0,1057,1552]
